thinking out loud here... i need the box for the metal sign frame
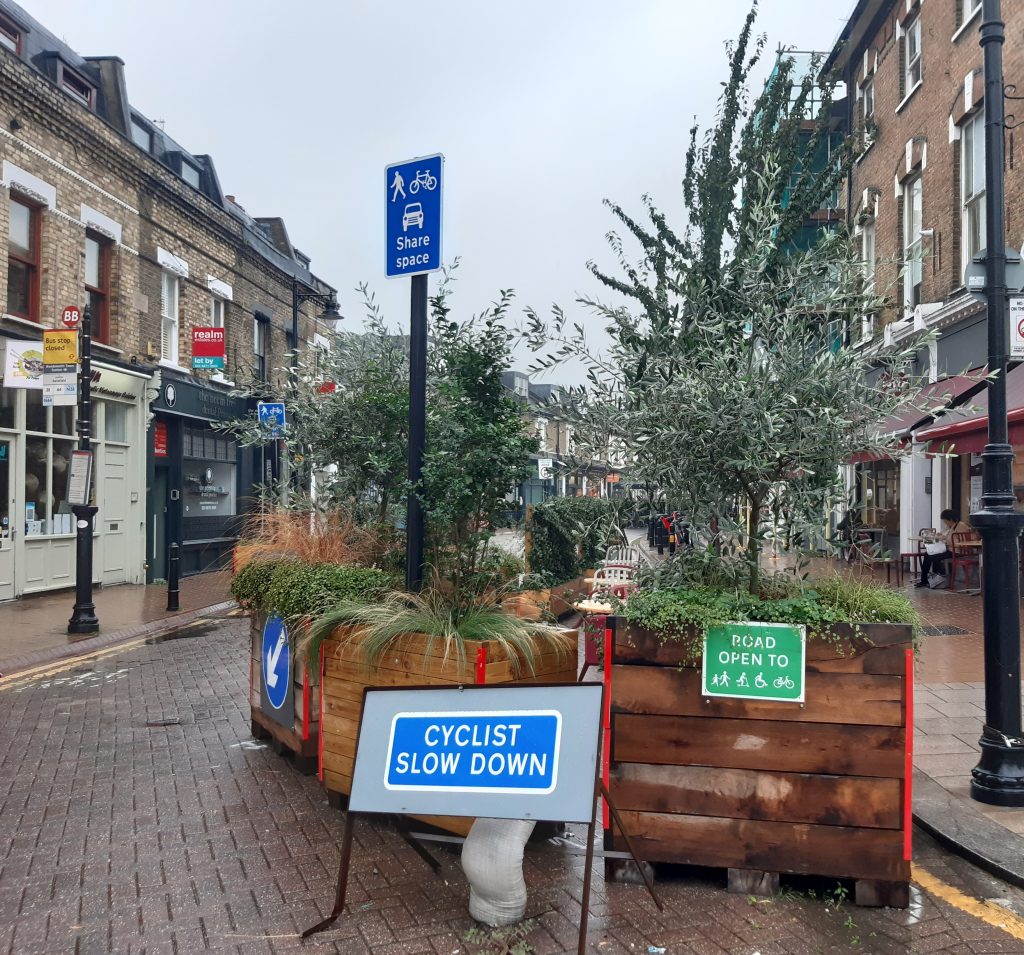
[301,682,660,952]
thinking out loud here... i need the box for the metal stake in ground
[68,303,99,636]
[970,0,1024,806]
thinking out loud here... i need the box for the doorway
[152,466,168,581]
[0,438,13,600]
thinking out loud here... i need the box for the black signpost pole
[970,0,1024,806]
[405,273,428,593]
[68,304,99,636]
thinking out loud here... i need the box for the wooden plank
[321,749,354,778]
[321,680,367,705]
[612,714,905,779]
[323,768,352,796]
[612,666,904,726]
[610,763,902,829]
[321,712,361,743]
[322,695,362,722]
[609,811,909,882]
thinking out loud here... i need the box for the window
[84,231,111,343]
[861,218,877,338]
[958,1,982,29]
[254,314,268,380]
[903,176,923,310]
[160,272,179,364]
[7,196,39,321]
[962,110,986,267]
[181,161,201,189]
[130,117,152,152]
[104,402,128,443]
[59,66,93,108]
[862,78,875,145]
[25,391,77,535]
[0,13,21,54]
[904,15,922,94]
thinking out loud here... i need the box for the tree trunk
[461,817,536,926]
[747,494,763,596]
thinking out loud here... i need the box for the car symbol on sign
[402,202,424,232]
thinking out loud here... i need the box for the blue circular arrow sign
[261,616,290,711]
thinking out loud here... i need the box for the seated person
[916,509,968,588]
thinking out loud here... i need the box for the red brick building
[827,0,1024,559]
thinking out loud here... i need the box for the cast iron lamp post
[969,0,1024,806]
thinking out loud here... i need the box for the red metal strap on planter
[602,621,613,830]
[302,662,311,742]
[475,645,488,684]
[318,643,325,782]
[903,648,914,862]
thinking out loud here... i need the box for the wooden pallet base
[605,857,909,908]
[251,710,317,774]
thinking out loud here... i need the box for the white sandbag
[461,816,536,926]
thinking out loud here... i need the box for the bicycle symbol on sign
[408,169,438,194]
[773,676,796,690]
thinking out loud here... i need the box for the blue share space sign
[257,401,286,438]
[349,685,603,824]
[386,154,443,278]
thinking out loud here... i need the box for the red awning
[917,365,1024,454]
[848,374,983,464]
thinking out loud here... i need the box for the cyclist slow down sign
[261,616,294,727]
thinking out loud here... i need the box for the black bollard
[167,542,180,611]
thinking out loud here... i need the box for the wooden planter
[249,612,320,772]
[320,627,579,834]
[606,619,913,907]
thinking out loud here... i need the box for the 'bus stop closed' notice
[701,621,806,703]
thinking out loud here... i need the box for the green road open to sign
[701,622,806,703]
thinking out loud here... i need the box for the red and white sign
[1012,297,1024,360]
[192,327,226,369]
[153,421,169,458]
[61,305,81,328]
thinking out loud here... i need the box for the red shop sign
[154,421,169,458]
[192,326,225,357]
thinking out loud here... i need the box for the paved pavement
[0,571,233,677]
[4,617,1024,954]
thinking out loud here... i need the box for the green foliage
[621,573,921,660]
[526,496,627,585]
[231,558,391,622]
[305,589,572,675]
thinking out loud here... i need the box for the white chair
[590,566,636,600]
[603,545,643,567]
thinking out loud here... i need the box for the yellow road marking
[913,863,1024,940]
[0,638,149,691]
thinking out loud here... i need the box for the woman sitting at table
[916,509,967,588]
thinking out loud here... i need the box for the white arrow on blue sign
[386,154,443,278]
[261,616,291,711]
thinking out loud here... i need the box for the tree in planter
[525,4,951,595]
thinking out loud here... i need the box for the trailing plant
[620,574,921,661]
[230,558,392,622]
[304,587,573,676]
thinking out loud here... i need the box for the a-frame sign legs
[300,810,355,940]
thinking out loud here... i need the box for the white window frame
[130,118,152,152]
[962,110,986,272]
[862,78,875,147]
[160,271,180,366]
[860,217,877,338]
[253,314,268,380]
[181,161,201,189]
[903,176,923,311]
[904,15,922,93]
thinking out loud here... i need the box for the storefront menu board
[67,451,93,507]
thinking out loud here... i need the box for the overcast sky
[26,0,848,379]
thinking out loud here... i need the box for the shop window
[25,391,76,536]
[85,231,112,343]
[104,402,128,443]
[962,110,986,269]
[7,195,40,321]
[183,424,237,518]
[160,271,179,364]
[51,403,74,436]
[0,388,14,430]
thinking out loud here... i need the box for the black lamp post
[284,281,341,502]
[970,0,1024,806]
[68,303,99,636]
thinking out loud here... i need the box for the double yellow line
[913,864,1024,940]
[0,638,149,692]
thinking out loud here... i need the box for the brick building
[826,0,1024,559]
[0,0,338,598]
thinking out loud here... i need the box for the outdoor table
[574,598,615,615]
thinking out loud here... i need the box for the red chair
[902,527,934,578]
[950,532,982,590]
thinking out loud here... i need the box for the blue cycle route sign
[385,711,561,795]
[385,154,443,278]
[261,616,291,714]
[257,401,286,438]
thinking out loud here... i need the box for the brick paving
[2,618,1024,954]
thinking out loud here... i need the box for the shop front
[0,336,150,599]
[148,371,254,581]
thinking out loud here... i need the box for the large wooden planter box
[249,612,320,771]
[320,627,579,834]
[606,619,913,907]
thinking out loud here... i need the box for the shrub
[526,497,625,585]
[230,558,392,621]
